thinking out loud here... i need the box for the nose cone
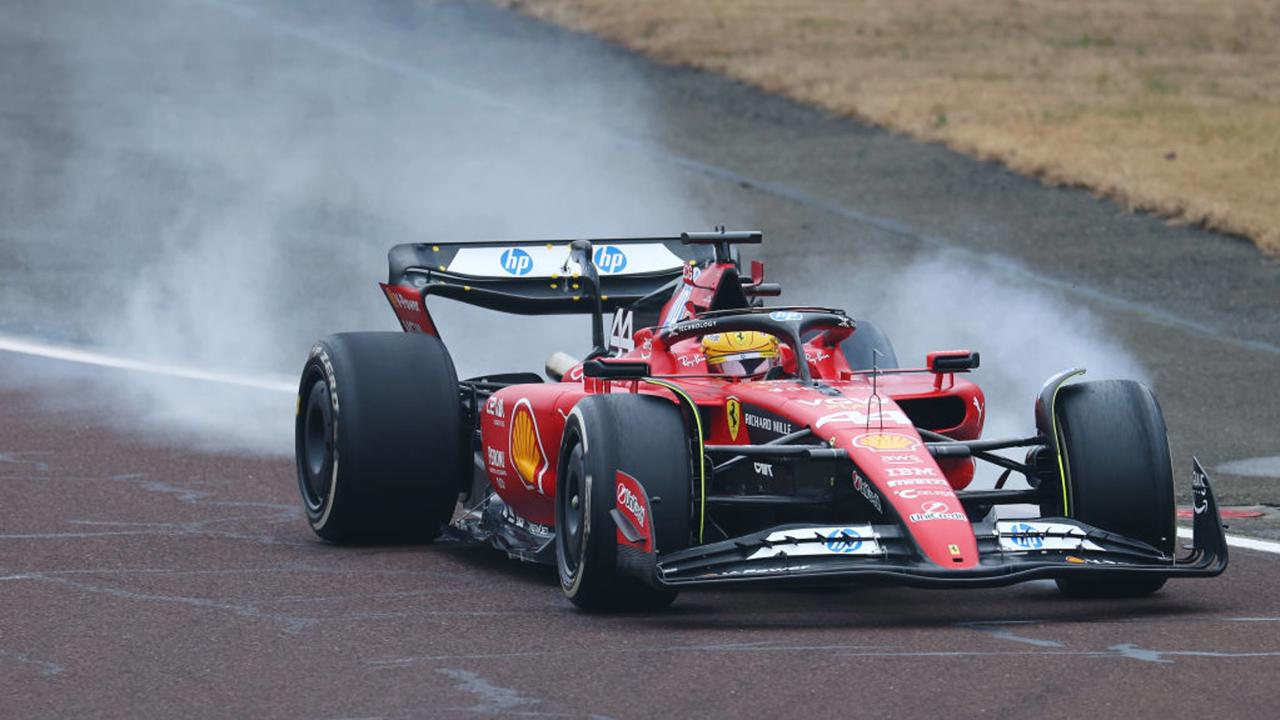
[842,430,980,568]
[734,383,983,569]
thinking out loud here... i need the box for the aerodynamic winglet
[1187,457,1229,572]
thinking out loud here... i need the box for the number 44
[609,308,634,351]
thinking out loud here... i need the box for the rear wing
[385,236,717,315]
[380,231,763,353]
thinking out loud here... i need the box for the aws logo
[509,398,550,493]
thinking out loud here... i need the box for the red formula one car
[294,230,1227,611]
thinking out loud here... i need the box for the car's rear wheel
[295,332,466,543]
[841,319,899,370]
[556,394,692,612]
[1051,380,1175,598]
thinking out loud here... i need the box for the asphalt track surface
[4,1,1280,718]
[4,383,1280,719]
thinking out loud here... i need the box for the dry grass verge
[506,0,1280,255]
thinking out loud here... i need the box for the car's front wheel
[1051,379,1175,598]
[556,394,692,612]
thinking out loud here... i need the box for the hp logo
[593,246,628,274]
[824,527,863,554]
[499,248,533,276]
[1010,522,1044,549]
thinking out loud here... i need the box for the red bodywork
[470,264,989,571]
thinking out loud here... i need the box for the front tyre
[295,332,466,543]
[1052,380,1175,598]
[556,394,692,612]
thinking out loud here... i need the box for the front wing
[656,459,1228,588]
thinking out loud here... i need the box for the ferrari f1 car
[294,230,1227,611]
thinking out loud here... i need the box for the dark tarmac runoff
[3,0,1280,717]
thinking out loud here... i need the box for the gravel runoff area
[509,0,1280,255]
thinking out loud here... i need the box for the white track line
[0,334,294,393]
[1178,527,1280,555]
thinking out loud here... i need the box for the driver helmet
[702,331,780,377]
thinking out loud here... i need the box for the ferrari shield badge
[726,397,742,441]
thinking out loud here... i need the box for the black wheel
[841,319,900,370]
[555,394,692,612]
[1051,380,1175,598]
[295,332,466,543]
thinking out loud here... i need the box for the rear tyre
[295,332,466,543]
[555,394,692,612]
[1051,380,1174,598]
[841,319,900,370]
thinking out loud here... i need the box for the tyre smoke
[2,1,1144,473]
[784,249,1148,488]
[0,0,704,454]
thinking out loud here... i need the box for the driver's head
[702,331,780,377]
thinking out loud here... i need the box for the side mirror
[582,359,651,379]
[743,283,782,297]
[927,350,980,372]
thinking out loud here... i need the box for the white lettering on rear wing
[445,243,683,278]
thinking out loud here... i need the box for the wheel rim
[300,377,333,511]
[558,443,586,581]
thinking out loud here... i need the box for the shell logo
[853,432,920,452]
[509,399,550,493]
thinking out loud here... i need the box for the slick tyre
[1052,380,1175,598]
[555,394,692,612]
[295,332,466,543]
[841,319,900,370]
